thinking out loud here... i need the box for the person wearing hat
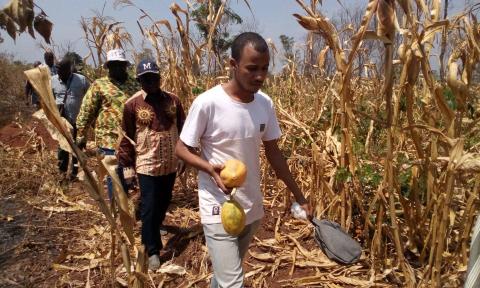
[117,59,186,270]
[76,49,139,197]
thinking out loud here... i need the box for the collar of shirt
[143,90,169,101]
[59,73,73,86]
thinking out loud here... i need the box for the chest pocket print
[259,123,266,132]
[136,106,154,126]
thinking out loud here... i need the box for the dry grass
[2,0,480,287]
[0,54,32,126]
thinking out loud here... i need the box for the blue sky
[0,0,472,68]
[0,0,354,64]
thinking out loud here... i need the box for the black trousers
[58,124,77,176]
[138,172,176,256]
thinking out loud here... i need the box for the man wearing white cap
[76,49,139,198]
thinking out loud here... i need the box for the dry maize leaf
[274,216,282,242]
[286,235,312,259]
[39,205,86,213]
[464,17,480,56]
[2,0,19,21]
[0,214,14,222]
[101,156,135,245]
[158,263,187,275]
[19,65,119,249]
[447,55,468,110]
[350,0,378,43]
[415,0,429,16]
[270,257,282,277]
[33,13,52,44]
[317,45,329,69]
[244,266,265,279]
[293,14,334,42]
[376,0,395,41]
[115,276,128,287]
[447,139,465,172]
[449,209,456,227]
[363,30,392,43]
[52,260,104,272]
[155,19,173,33]
[249,251,276,262]
[170,2,187,15]
[290,248,297,276]
[454,154,480,173]
[133,245,147,287]
[397,43,407,62]
[25,66,66,132]
[294,260,337,268]
[6,16,16,41]
[396,0,411,15]
[0,11,6,27]
[430,0,441,22]
[422,20,448,45]
[26,14,34,37]
[33,109,73,153]
[15,0,26,32]
[254,237,283,250]
[121,243,131,274]
[329,274,372,286]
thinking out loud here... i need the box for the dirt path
[0,119,373,287]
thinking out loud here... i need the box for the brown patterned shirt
[117,90,185,176]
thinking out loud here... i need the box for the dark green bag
[311,218,362,265]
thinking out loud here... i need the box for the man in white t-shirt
[176,32,312,288]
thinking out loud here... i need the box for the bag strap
[310,217,322,228]
[62,74,73,106]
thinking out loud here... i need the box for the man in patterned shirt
[117,59,185,270]
[76,49,139,197]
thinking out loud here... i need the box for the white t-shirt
[180,85,282,224]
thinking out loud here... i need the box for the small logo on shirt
[212,206,220,215]
[260,123,265,132]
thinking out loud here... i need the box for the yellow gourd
[221,188,246,236]
[220,159,247,188]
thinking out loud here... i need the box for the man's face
[107,61,128,82]
[231,44,270,94]
[44,54,54,67]
[57,65,72,83]
[138,73,160,95]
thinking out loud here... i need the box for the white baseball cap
[104,49,130,67]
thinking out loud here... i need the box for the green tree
[191,0,242,59]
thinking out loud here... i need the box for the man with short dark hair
[52,57,90,180]
[117,59,185,271]
[175,32,312,287]
[76,49,139,196]
[44,51,57,75]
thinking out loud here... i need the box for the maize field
[1,0,480,287]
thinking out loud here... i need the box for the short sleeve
[262,99,282,141]
[179,98,208,148]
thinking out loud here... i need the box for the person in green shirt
[76,49,139,198]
